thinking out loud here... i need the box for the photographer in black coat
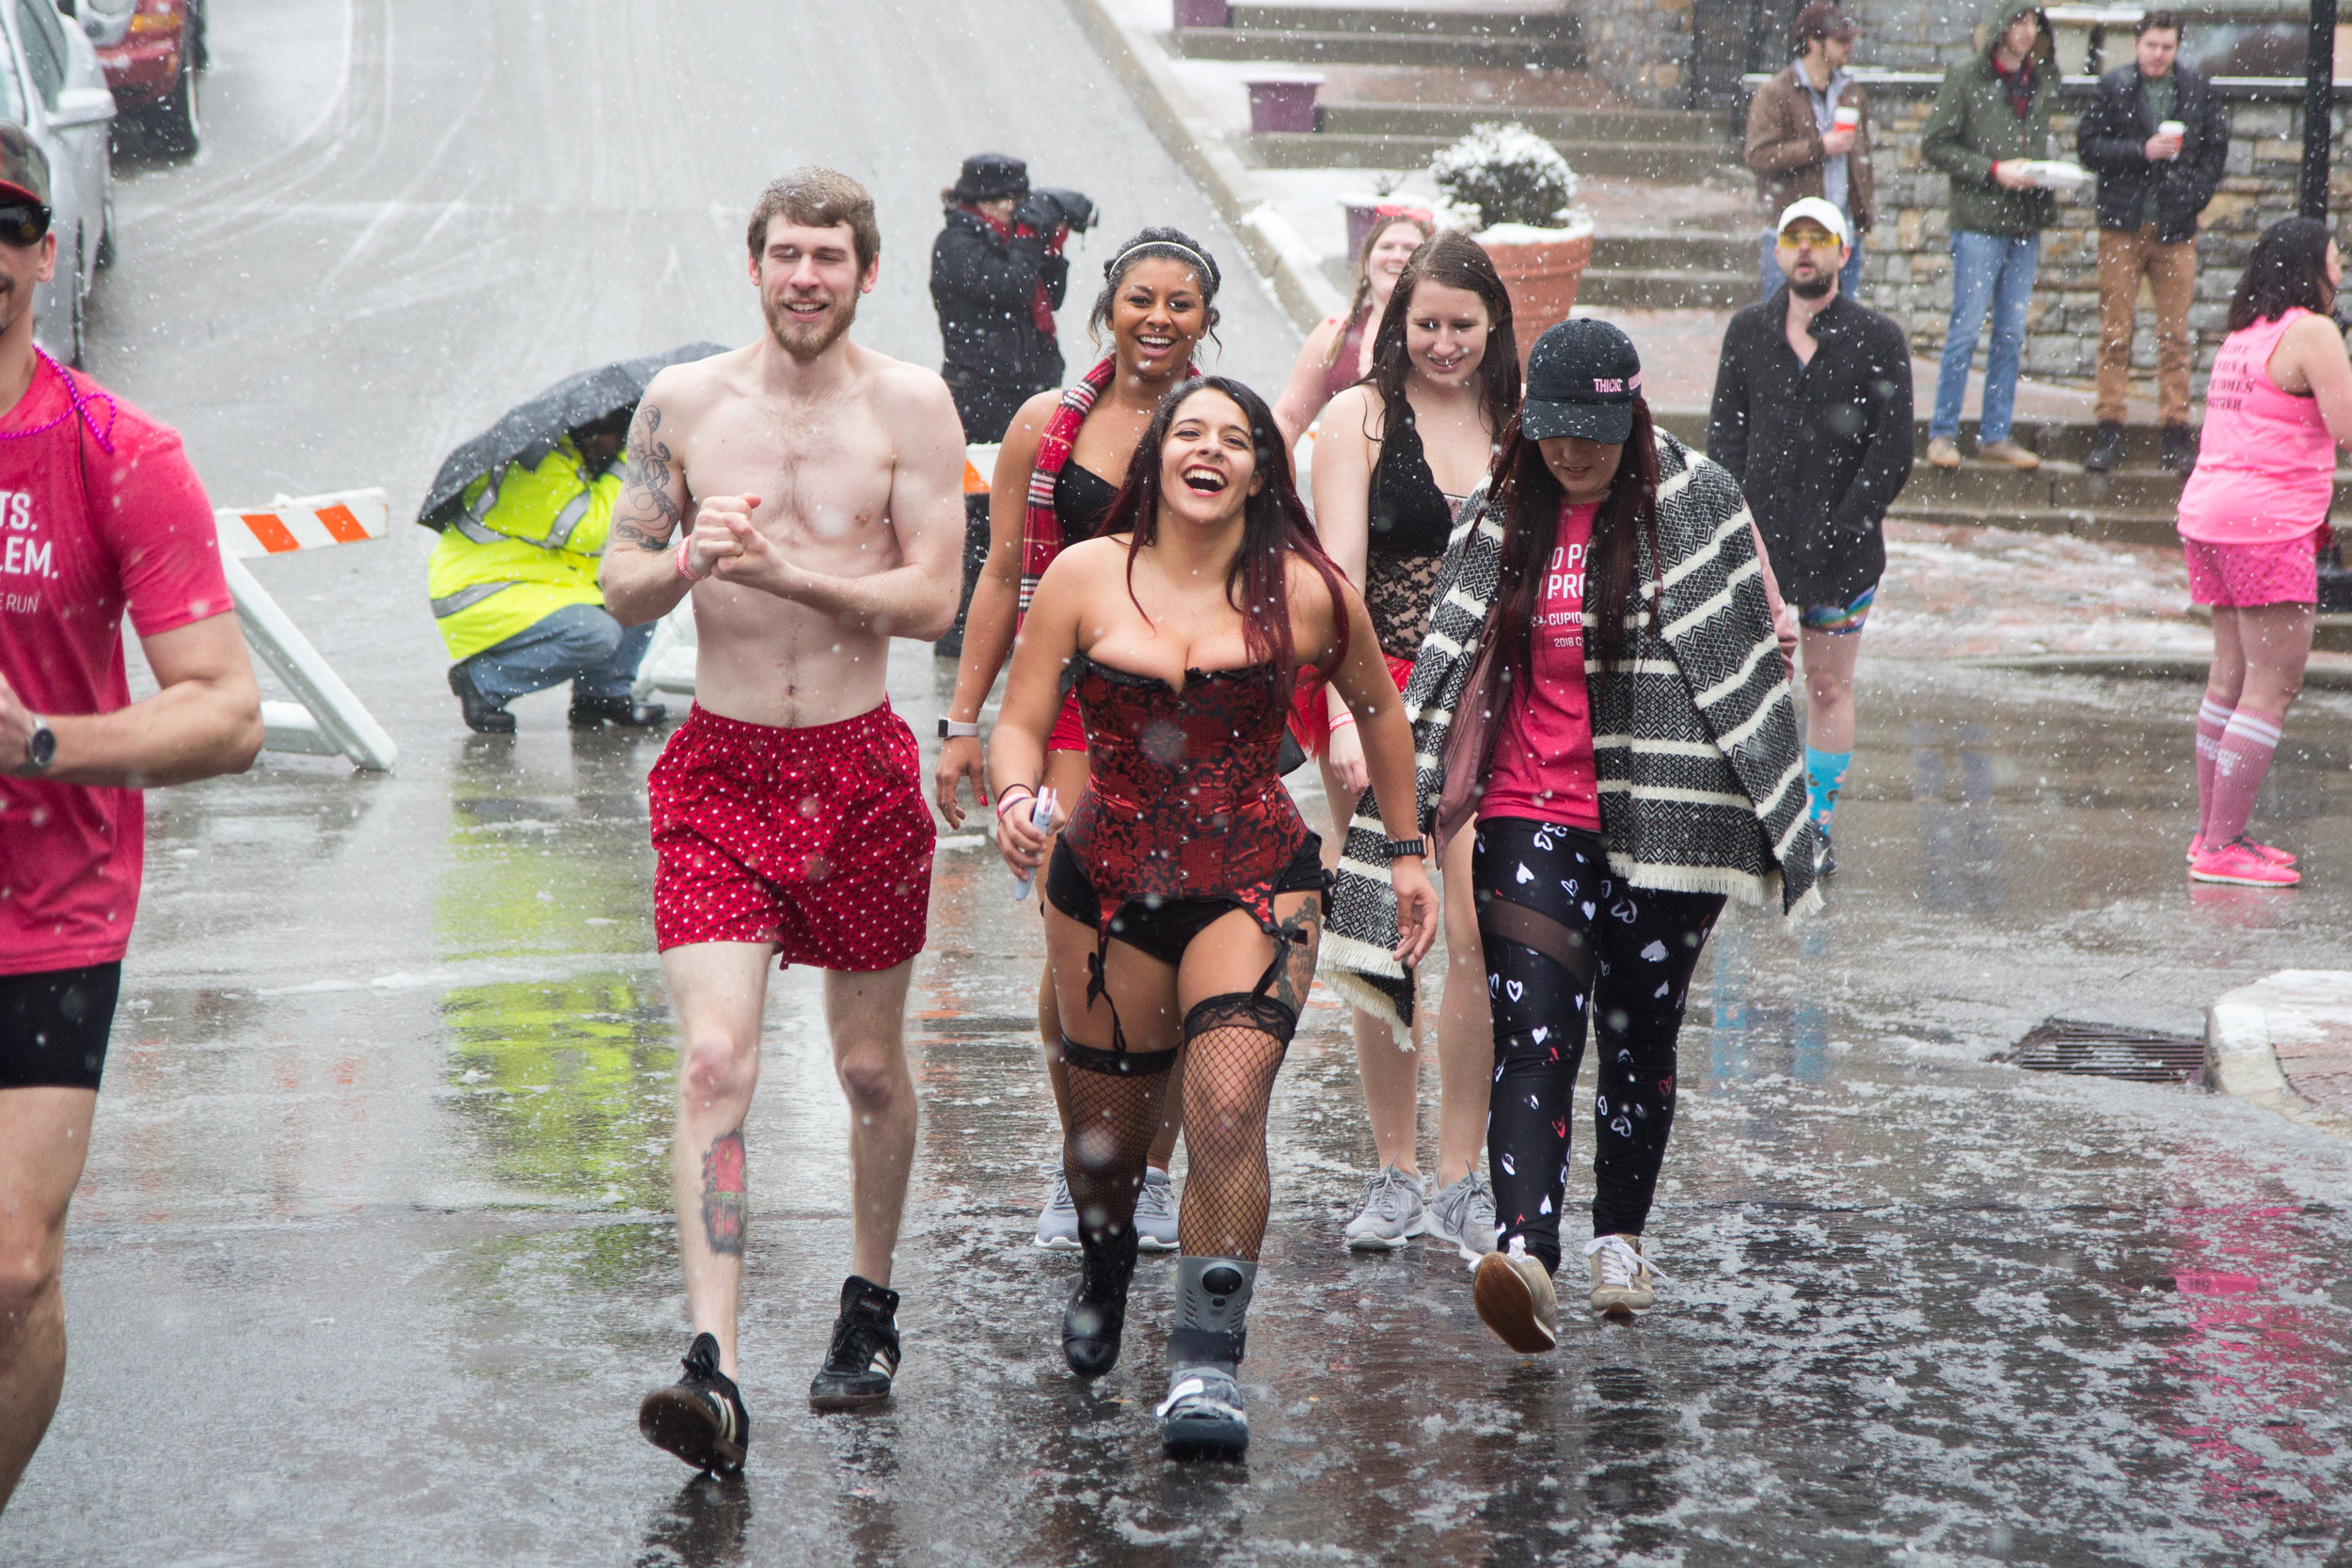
[930,153,1094,443]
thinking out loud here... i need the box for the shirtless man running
[601,167,966,1473]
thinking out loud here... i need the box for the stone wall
[1578,0,1696,106]
[1857,82,2352,388]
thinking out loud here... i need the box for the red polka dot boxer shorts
[2182,529,2323,608]
[649,701,934,971]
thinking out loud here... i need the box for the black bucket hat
[1519,318,1643,445]
[951,153,1029,204]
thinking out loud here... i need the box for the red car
[82,0,204,155]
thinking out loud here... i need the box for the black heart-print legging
[1470,816,1724,1277]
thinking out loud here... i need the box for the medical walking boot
[638,1331,750,1475]
[448,661,515,735]
[1062,1223,1138,1377]
[1585,1232,1670,1322]
[1473,1237,1559,1353]
[808,1275,900,1411]
[1158,1257,1254,1460]
[569,693,668,729]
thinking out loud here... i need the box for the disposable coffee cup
[1833,106,1860,130]
[2158,119,2185,138]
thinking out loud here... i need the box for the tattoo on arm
[614,403,683,549]
[1272,900,1323,1018]
[701,1127,747,1256]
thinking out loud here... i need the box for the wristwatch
[1385,836,1426,860]
[938,719,981,739]
[24,714,55,775]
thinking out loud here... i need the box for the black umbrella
[416,342,727,530]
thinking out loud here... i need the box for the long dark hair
[1363,230,1521,446]
[2228,216,2337,331]
[1089,226,1223,348]
[1482,397,1662,704]
[1096,376,1349,707]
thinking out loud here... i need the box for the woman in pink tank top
[2176,218,2352,888]
[1270,212,1434,446]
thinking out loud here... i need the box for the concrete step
[1172,27,1582,69]
[1880,500,2180,546]
[1590,231,1753,273]
[1317,101,1709,144]
[1577,267,1755,310]
[1239,130,1723,181]
[1228,4,1575,39]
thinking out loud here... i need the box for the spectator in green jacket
[1921,0,2058,471]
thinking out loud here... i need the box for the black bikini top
[1055,463,1119,542]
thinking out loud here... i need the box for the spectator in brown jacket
[1746,4,1871,300]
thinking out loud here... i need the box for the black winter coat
[1707,291,1914,607]
[930,207,1067,429]
[2075,65,2229,245]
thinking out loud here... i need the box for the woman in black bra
[989,377,1438,1458]
[935,229,1221,1253]
[1303,231,1522,1259]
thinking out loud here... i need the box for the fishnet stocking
[1174,997,1294,1261]
[1062,1051,1173,1244]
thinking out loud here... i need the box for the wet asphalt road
[8,3,2352,1564]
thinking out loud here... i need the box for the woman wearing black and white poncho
[1323,319,1820,1351]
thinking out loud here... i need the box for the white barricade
[216,489,399,772]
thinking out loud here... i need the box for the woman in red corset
[989,377,1438,1460]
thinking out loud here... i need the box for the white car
[3,0,113,365]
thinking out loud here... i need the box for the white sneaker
[1584,1232,1670,1320]
[1135,1166,1180,1252]
[1425,1171,1499,1264]
[1342,1164,1428,1251]
[1035,1167,1079,1251]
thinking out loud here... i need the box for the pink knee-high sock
[2194,695,2233,839]
[2205,705,2283,847]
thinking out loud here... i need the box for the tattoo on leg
[701,1128,747,1256]
[613,402,682,548]
[1272,900,1322,1017]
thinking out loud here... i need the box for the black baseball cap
[1519,318,1643,445]
[951,153,1028,204]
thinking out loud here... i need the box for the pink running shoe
[2190,838,2301,887]
[2186,833,2296,866]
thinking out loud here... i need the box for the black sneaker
[569,693,668,730]
[809,1275,900,1411]
[1814,827,1836,879]
[2085,420,2126,474]
[638,1332,750,1475]
[448,661,515,735]
[2159,424,2197,477]
[1062,1225,1138,1377]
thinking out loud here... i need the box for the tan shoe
[1977,438,2042,470]
[1926,436,1962,467]
[1585,1233,1666,1321]
[1473,1238,1559,1353]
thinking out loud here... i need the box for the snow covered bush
[1429,123,1580,231]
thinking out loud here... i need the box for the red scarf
[1017,355,1201,626]
[961,202,1067,337]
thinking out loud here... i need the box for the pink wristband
[995,787,1037,821]
[676,545,704,584]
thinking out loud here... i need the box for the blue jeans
[1759,231,1865,302]
[461,603,653,705]
[1931,230,2041,444]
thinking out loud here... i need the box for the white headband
[1108,241,1215,286]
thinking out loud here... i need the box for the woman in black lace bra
[988,377,1438,1459]
[934,229,1219,1253]
[1302,230,1521,1259]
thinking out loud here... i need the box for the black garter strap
[1061,1034,1179,1077]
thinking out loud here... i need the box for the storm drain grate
[2003,1019,2207,1085]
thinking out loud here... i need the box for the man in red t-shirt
[0,124,262,1511]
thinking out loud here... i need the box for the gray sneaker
[1035,1167,1079,1251]
[1343,1164,1428,1251]
[1135,1166,1180,1252]
[1425,1171,1499,1264]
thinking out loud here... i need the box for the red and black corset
[1060,657,1310,939]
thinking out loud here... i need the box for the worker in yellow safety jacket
[428,410,666,734]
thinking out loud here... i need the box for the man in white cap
[1706,197,1915,875]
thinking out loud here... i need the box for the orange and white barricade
[215,489,399,772]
